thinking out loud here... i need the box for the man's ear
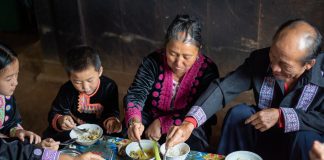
[305,59,316,70]
[99,66,103,76]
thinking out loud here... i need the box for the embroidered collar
[158,52,205,112]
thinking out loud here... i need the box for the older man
[166,19,323,160]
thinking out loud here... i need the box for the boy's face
[70,66,103,95]
[0,59,19,96]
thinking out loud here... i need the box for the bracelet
[9,127,19,137]
[128,118,141,127]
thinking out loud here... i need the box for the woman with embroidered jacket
[124,14,219,151]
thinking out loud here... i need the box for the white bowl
[69,123,103,146]
[125,139,157,160]
[160,143,190,160]
[225,151,262,160]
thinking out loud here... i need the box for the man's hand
[127,118,145,141]
[245,108,279,132]
[145,118,162,141]
[38,138,60,150]
[15,129,42,144]
[103,117,122,134]
[310,140,324,160]
[165,121,194,149]
[58,115,76,131]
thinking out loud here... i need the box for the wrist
[128,117,142,127]
[182,121,195,132]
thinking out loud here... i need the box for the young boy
[43,45,121,141]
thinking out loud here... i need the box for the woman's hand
[15,129,42,144]
[58,115,76,131]
[103,117,122,134]
[310,140,324,160]
[38,138,60,150]
[145,119,162,141]
[127,119,145,141]
[59,152,105,160]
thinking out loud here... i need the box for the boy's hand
[37,138,60,150]
[58,115,76,130]
[15,129,42,144]
[103,117,122,134]
[145,118,161,141]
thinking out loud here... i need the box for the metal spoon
[73,127,88,133]
[163,147,168,160]
[60,138,77,146]
[138,140,149,158]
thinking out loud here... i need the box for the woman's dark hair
[0,42,18,70]
[63,45,101,75]
[165,14,202,48]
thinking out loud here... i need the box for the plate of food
[69,123,103,146]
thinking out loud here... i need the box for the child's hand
[38,138,60,150]
[103,117,122,134]
[15,129,42,144]
[58,115,76,131]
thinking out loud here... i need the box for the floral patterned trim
[41,149,61,160]
[281,107,300,133]
[77,93,103,118]
[0,95,5,129]
[174,54,205,110]
[258,76,275,109]
[295,84,318,111]
[186,106,207,127]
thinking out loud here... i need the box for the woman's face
[0,59,19,96]
[166,39,199,78]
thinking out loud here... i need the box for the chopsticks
[60,138,77,146]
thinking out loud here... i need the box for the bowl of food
[125,139,157,160]
[225,151,262,160]
[160,143,190,160]
[69,123,103,146]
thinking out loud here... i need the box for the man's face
[70,66,102,95]
[269,35,313,83]
[0,59,19,96]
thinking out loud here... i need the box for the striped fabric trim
[281,107,300,133]
[186,106,207,127]
[295,84,318,111]
[258,76,275,109]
